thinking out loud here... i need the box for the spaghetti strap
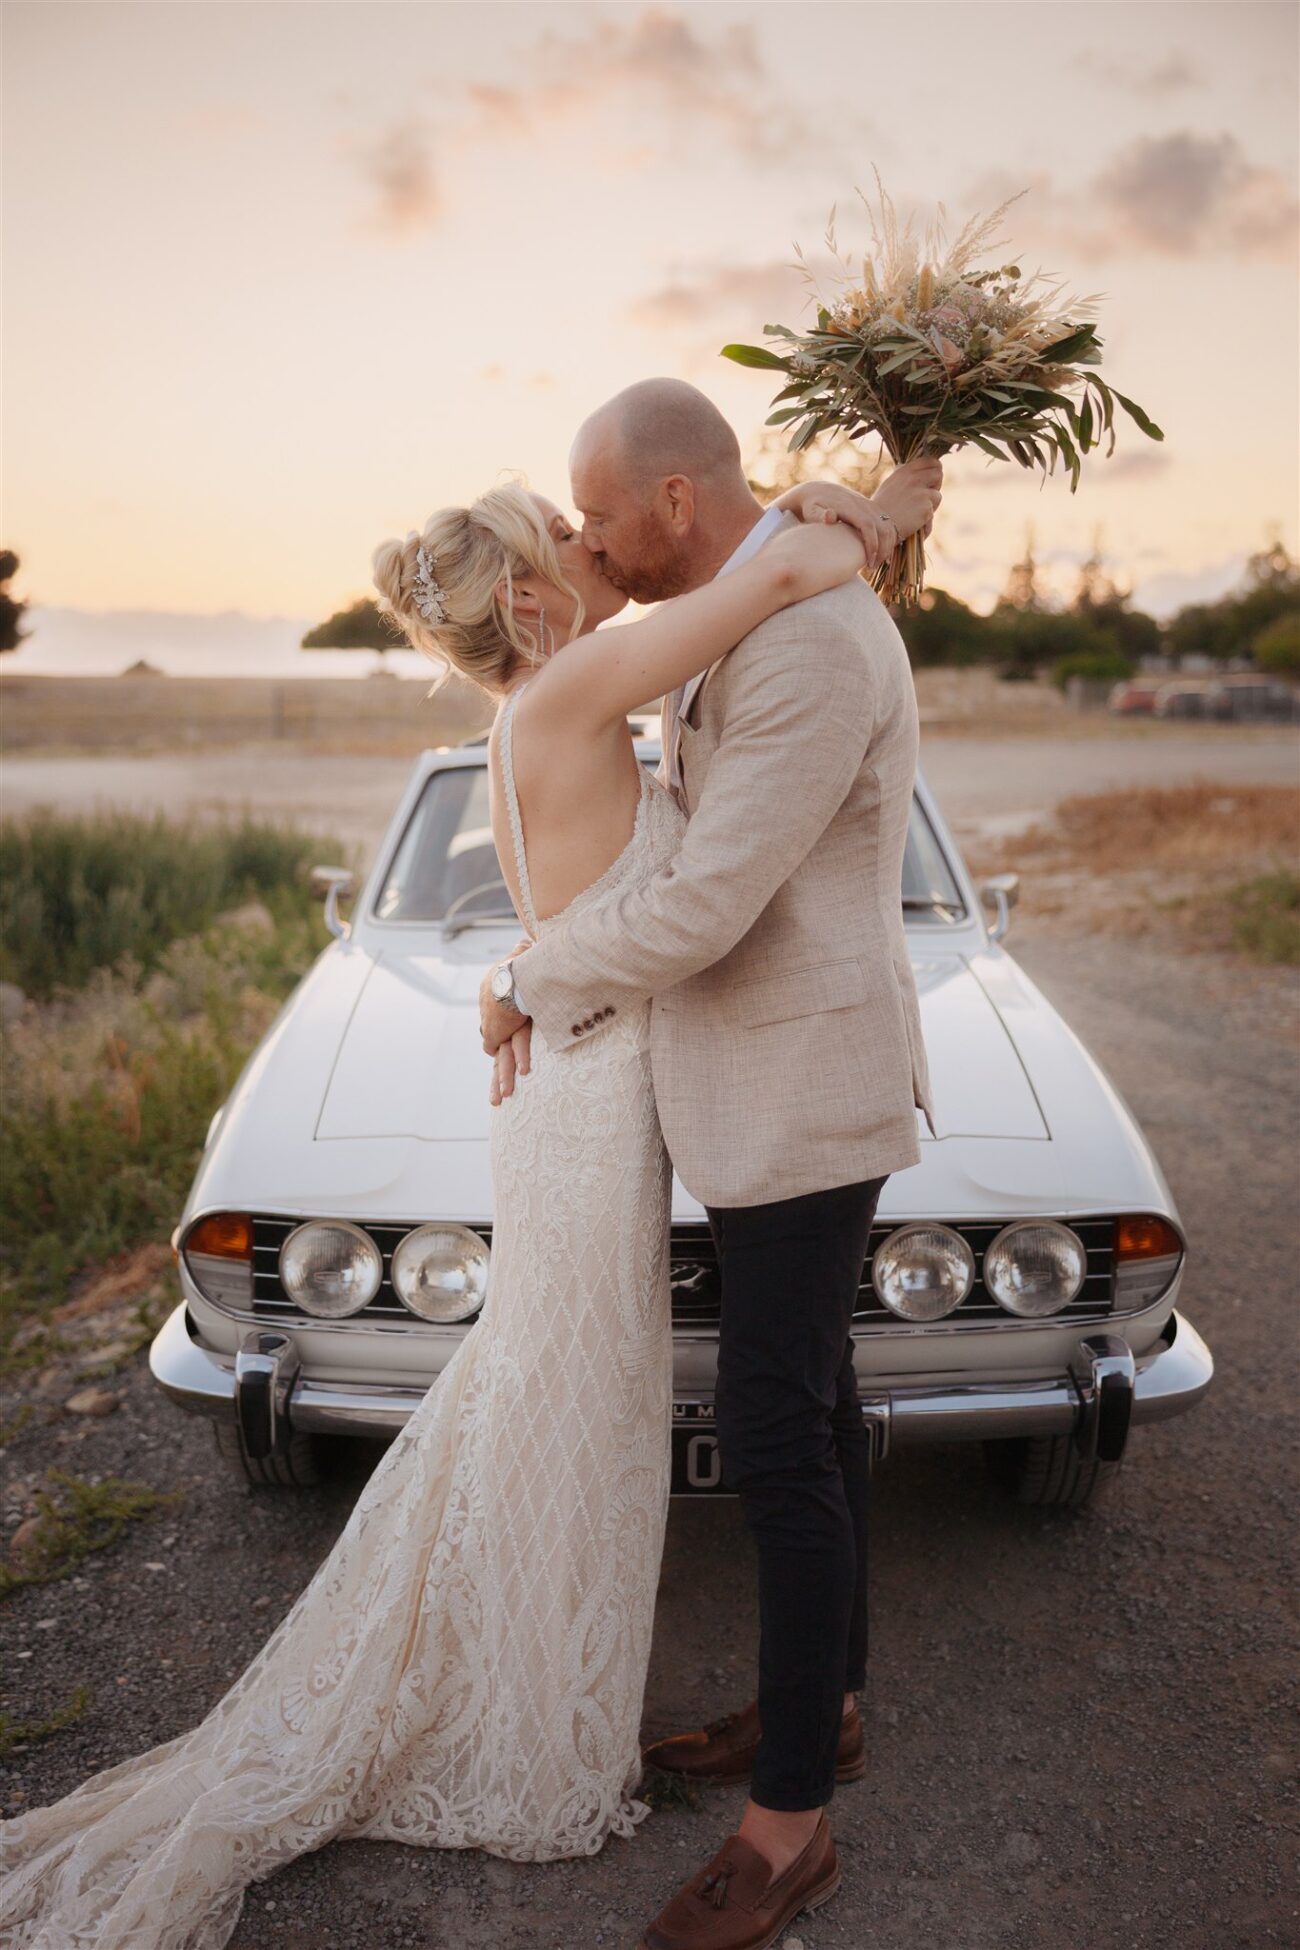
[498,684,540,938]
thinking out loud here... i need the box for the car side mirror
[980,872,1021,942]
[310,865,356,940]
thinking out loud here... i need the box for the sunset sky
[4,0,1297,640]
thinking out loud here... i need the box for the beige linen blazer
[518,576,936,1208]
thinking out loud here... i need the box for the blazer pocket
[728,957,868,1029]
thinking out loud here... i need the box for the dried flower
[721,169,1163,605]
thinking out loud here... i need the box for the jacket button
[582,1017,594,1030]
[571,1023,583,1037]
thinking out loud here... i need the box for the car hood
[316,949,502,1142]
[191,937,1175,1229]
[315,948,1048,1144]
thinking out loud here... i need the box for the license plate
[671,1406,729,1495]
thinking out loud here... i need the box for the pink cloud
[348,119,440,235]
[968,134,1297,264]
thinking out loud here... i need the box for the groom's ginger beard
[570,377,766,605]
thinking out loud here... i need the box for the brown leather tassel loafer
[643,1698,866,1787]
[638,1814,840,1950]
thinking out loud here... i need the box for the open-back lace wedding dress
[0,687,687,1950]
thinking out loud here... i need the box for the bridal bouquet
[722,174,1163,605]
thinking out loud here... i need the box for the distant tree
[1236,532,1300,645]
[997,525,1050,614]
[1163,529,1300,664]
[991,606,1122,680]
[894,586,992,668]
[1253,609,1300,677]
[1069,527,1161,665]
[0,549,29,654]
[301,598,406,658]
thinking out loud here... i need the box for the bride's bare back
[488,702,647,930]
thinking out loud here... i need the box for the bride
[0,460,933,1950]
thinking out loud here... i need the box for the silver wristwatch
[490,959,521,1010]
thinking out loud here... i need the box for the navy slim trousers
[707,1173,887,1812]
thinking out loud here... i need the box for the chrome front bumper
[149,1303,1213,1465]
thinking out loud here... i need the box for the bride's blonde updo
[371,482,586,695]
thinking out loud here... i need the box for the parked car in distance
[1153,682,1210,720]
[1203,675,1300,723]
[1108,679,1161,716]
[151,735,1214,1512]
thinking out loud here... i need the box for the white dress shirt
[510,502,797,1015]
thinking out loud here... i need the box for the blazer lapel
[679,667,709,726]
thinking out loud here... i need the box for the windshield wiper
[441,915,518,939]
[902,896,966,916]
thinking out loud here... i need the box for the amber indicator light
[185,1213,253,1261]
[1115,1215,1181,1261]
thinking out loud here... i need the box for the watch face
[492,965,512,1000]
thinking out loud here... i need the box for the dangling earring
[537,607,552,660]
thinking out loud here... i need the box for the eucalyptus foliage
[723,177,1163,604]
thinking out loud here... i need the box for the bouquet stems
[872,526,926,608]
[872,441,936,608]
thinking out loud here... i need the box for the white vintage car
[150,731,1213,1510]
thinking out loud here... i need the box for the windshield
[373,762,966,927]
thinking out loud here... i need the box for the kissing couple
[1,379,940,1950]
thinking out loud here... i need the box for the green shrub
[0,811,338,998]
[1,898,327,1324]
[1225,869,1300,965]
[989,607,1121,679]
[1253,610,1300,677]
[1052,645,1136,690]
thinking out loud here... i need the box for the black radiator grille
[667,1219,1115,1330]
[247,1215,1116,1332]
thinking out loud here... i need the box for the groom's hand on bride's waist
[488,1024,531,1105]
[480,949,532,1102]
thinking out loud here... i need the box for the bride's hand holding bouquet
[773,460,945,576]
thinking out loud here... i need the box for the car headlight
[984,1221,1086,1317]
[872,1224,974,1321]
[391,1224,489,1323]
[279,1220,383,1318]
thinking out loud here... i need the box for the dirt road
[2,909,1295,1950]
[4,725,1297,859]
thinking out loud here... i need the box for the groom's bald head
[570,379,760,602]
[574,378,743,490]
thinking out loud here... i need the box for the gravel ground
[2,932,1296,1950]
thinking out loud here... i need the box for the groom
[480,378,938,1949]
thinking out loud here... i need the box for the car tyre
[981,1434,1124,1510]
[213,1418,325,1489]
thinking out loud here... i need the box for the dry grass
[967,782,1300,962]
[1037,783,1299,876]
[0,674,491,755]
